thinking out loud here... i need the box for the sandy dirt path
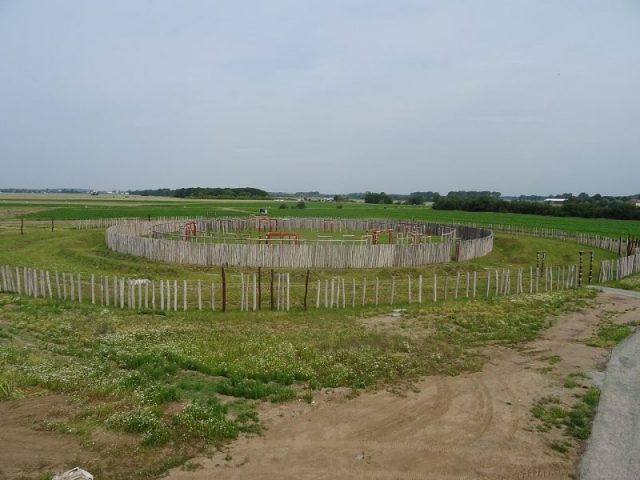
[579,288,640,480]
[166,293,640,480]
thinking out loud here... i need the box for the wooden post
[104,276,109,305]
[316,279,321,308]
[433,274,437,302]
[277,274,282,311]
[151,281,156,310]
[197,280,202,310]
[46,271,52,299]
[287,273,291,311]
[269,269,274,311]
[303,270,310,311]
[455,272,460,299]
[352,278,356,308]
[183,280,187,311]
[174,280,178,311]
[160,280,165,310]
[486,271,491,297]
[362,278,367,306]
[578,251,584,287]
[17,267,22,295]
[221,267,227,312]
[444,274,449,300]
[390,277,395,305]
[324,279,329,308]
[473,272,477,297]
[375,278,379,306]
[407,276,412,304]
[240,273,245,312]
[211,280,215,310]
[465,272,470,298]
[588,251,594,284]
[257,267,262,310]
[418,275,423,304]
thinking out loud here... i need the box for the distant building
[543,198,567,204]
[635,200,640,208]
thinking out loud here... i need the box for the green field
[2,194,640,237]
[0,193,633,480]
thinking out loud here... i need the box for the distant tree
[279,203,288,209]
[296,201,306,209]
[405,193,425,205]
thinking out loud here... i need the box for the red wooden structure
[183,221,197,241]
[369,229,394,245]
[264,231,299,245]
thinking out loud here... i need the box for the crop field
[1,195,639,479]
[2,194,640,236]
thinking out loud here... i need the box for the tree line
[130,187,270,199]
[433,193,640,221]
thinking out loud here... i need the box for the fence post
[221,267,227,312]
[433,274,437,302]
[304,270,310,311]
[270,269,274,311]
[258,267,262,310]
[362,278,367,306]
[183,280,187,311]
[375,278,379,306]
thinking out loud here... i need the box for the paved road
[579,288,640,479]
[588,285,640,300]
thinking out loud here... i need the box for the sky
[0,1,639,196]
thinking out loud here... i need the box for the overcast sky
[1,1,639,195]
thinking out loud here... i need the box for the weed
[587,323,634,348]
[550,440,571,453]
[531,387,601,443]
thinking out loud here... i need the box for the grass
[0,288,595,478]
[531,387,601,441]
[606,272,640,292]
[2,195,640,236]
[586,323,635,348]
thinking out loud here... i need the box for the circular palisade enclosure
[106,217,493,269]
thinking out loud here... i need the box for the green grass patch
[587,323,634,348]
[532,387,601,442]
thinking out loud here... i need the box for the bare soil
[166,293,640,480]
[0,395,84,480]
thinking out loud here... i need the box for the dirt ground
[0,395,85,480]
[165,293,640,480]
[2,293,638,480]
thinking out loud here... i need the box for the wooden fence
[599,251,640,282]
[106,218,493,268]
[0,261,592,314]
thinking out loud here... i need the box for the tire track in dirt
[162,294,640,480]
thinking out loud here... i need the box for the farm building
[543,198,567,204]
